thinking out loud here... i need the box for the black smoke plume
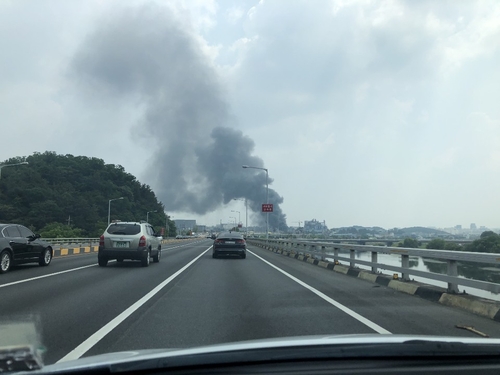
[70,4,287,231]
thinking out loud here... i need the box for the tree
[427,239,445,250]
[399,238,420,248]
[480,231,498,239]
[0,152,171,237]
[465,232,500,253]
[39,222,84,238]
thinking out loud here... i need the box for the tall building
[470,223,477,230]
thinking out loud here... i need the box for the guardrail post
[401,254,410,281]
[350,249,355,268]
[371,251,377,273]
[321,245,326,261]
[308,244,315,256]
[447,260,459,293]
[334,247,339,263]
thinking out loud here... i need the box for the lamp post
[233,198,248,235]
[0,161,29,179]
[242,165,268,241]
[229,216,236,229]
[108,197,124,225]
[147,210,157,223]
[165,214,170,237]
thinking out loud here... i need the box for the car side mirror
[28,234,40,242]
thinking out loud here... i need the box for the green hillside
[0,152,175,237]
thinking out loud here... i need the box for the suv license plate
[115,241,129,248]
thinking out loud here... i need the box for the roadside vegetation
[424,231,500,253]
[0,152,176,237]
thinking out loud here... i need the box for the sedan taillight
[139,235,147,247]
[236,239,245,244]
[99,235,105,247]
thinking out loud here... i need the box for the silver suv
[98,221,162,267]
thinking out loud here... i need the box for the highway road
[2,239,500,365]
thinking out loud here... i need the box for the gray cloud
[69,3,287,230]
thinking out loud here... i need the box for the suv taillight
[99,235,105,247]
[139,235,147,247]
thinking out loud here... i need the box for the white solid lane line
[247,249,392,335]
[0,264,98,289]
[57,246,212,363]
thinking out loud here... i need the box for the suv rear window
[106,224,141,235]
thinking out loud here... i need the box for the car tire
[39,248,52,266]
[241,253,246,259]
[153,248,161,263]
[0,250,12,274]
[141,250,150,267]
[98,256,108,267]
[212,253,217,259]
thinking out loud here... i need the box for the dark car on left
[0,224,53,273]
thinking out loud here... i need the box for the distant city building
[455,225,462,230]
[303,219,328,234]
[470,223,477,230]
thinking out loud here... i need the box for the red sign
[262,203,274,212]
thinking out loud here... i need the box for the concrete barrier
[52,238,191,258]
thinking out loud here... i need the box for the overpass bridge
[1,238,499,366]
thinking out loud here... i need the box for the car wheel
[153,248,161,263]
[98,256,108,267]
[0,250,12,273]
[212,253,217,259]
[241,253,246,259]
[39,248,52,266]
[141,250,150,267]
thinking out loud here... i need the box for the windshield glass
[106,224,141,235]
[1,0,500,371]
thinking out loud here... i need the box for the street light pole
[0,161,29,179]
[242,165,269,241]
[147,210,157,223]
[108,197,124,225]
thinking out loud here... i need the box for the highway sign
[262,204,273,212]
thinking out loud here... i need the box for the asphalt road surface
[2,239,500,365]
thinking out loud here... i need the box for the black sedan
[212,232,246,259]
[0,224,53,273]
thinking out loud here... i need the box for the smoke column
[70,4,287,230]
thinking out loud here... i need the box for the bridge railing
[41,238,100,245]
[248,238,500,294]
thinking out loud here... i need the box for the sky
[1,0,500,230]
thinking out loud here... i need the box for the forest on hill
[0,152,175,237]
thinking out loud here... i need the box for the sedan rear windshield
[107,224,141,235]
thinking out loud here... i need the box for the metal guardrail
[41,238,99,245]
[42,237,185,245]
[248,239,500,294]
